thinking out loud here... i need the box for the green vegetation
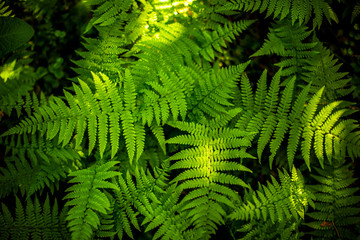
[0,0,360,239]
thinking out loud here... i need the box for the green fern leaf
[1,72,128,159]
[304,40,353,102]
[64,161,120,240]
[0,195,69,240]
[0,153,76,198]
[287,83,311,167]
[301,86,324,170]
[167,121,253,239]
[257,69,282,162]
[306,160,360,239]
[217,0,336,27]
[229,166,314,223]
[269,76,296,165]
[189,61,250,121]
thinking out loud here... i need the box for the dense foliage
[1,0,360,239]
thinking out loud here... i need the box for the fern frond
[1,133,81,166]
[304,40,353,102]
[113,164,186,240]
[300,86,325,169]
[11,91,48,118]
[196,20,255,61]
[239,73,254,110]
[329,118,360,162]
[0,156,74,199]
[121,110,136,163]
[236,70,267,134]
[75,0,154,80]
[305,160,360,239]
[188,61,250,121]
[286,83,311,167]
[216,0,336,27]
[251,18,317,83]
[268,76,296,165]
[64,161,120,240]
[257,69,282,162]
[201,107,243,129]
[140,70,188,126]
[118,69,139,163]
[113,171,143,239]
[0,195,69,240]
[130,21,252,125]
[235,68,360,170]
[237,69,292,166]
[73,34,128,83]
[229,166,314,223]
[1,72,132,159]
[166,121,254,239]
[143,184,190,240]
[84,0,133,33]
[302,97,360,168]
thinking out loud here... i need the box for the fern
[149,122,166,155]
[1,72,145,161]
[237,69,293,165]
[187,61,251,121]
[64,161,120,240]
[229,166,314,239]
[216,0,337,27]
[0,195,69,240]
[1,133,80,165]
[305,160,360,239]
[166,121,254,239]
[74,0,153,81]
[229,166,314,223]
[112,162,195,240]
[0,133,80,199]
[112,164,170,239]
[251,18,318,85]
[236,68,360,170]
[0,133,80,200]
[0,91,48,118]
[195,20,255,62]
[304,39,354,102]
[142,184,192,240]
[83,0,134,33]
[136,42,250,125]
[113,170,145,239]
[1,0,360,239]
[0,156,75,199]
[140,69,188,125]
[251,19,354,103]
[73,35,128,84]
